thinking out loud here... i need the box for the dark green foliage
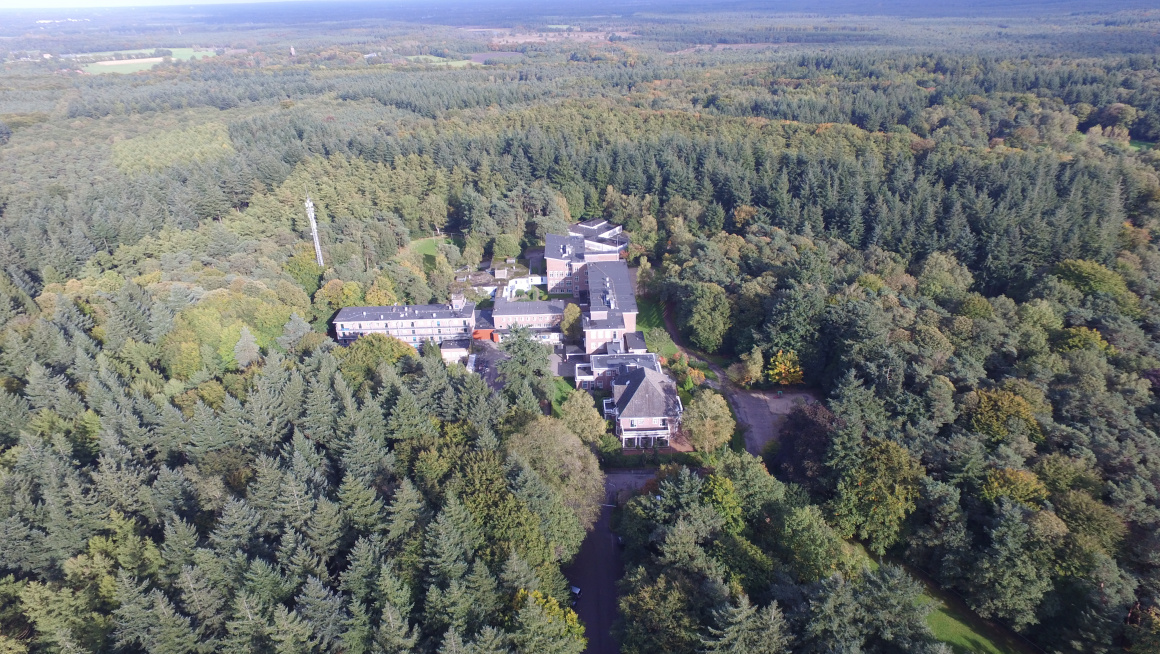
[2,13,1160,654]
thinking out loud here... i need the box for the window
[629,419,637,428]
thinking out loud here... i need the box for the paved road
[566,470,656,654]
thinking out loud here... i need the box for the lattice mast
[304,194,324,267]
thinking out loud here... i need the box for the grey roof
[544,233,585,263]
[474,309,494,329]
[584,312,627,330]
[591,353,660,373]
[335,303,476,323]
[625,331,647,351]
[615,367,681,419]
[588,260,637,314]
[570,218,620,239]
[492,298,566,316]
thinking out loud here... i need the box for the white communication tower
[305,194,324,267]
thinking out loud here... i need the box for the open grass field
[80,48,217,74]
[636,296,666,331]
[405,236,452,271]
[1131,139,1156,151]
[405,55,475,67]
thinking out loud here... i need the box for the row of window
[346,319,470,329]
[623,436,669,449]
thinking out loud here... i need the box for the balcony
[617,426,671,439]
[602,398,617,418]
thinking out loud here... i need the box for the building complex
[333,294,475,347]
[333,219,681,449]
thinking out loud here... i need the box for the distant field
[80,48,217,74]
[1131,139,1155,151]
[404,55,474,67]
[469,51,523,64]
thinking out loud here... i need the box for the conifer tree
[701,595,789,654]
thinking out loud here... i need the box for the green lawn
[636,296,666,330]
[909,569,1031,654]
[1130,139,1155,151]
[927,604,1010,654]
[550,377,576,417]
[405,237,451,271]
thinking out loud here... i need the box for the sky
[0,0,317,8]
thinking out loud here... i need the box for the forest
[2,2,1160,653]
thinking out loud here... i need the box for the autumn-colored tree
[312,279,364,323]
[561,303,582,340]
[967,389,1042,444]
[682,389,735,452]
[365,274,398,306]
[1054,259,1139,315]
[980,468,1048,507]
[334,333,414,389]
[766,350,803,386]
[1054,326,1115,354]
[557,389,606,444]
[829,438,924,555]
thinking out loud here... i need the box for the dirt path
[661,303,818,456]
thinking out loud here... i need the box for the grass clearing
[636,296,665,330]
[80,48,216,74]
[405,55,475,67]
[1130,139,1155,151]
[927,604,1010,654]
[899,565,1031,654]
[550,377,575,417]
[405,237,451,271]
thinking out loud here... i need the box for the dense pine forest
[2,2,1160,653]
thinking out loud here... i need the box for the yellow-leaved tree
[767,349,803,385]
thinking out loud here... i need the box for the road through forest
[568,298,819,654]
[565,470,656,654]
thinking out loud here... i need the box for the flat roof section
[492,298,567,316]
[587,260,637,314]
[335,303,476,322]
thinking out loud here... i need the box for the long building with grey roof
[333,295,475,347]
